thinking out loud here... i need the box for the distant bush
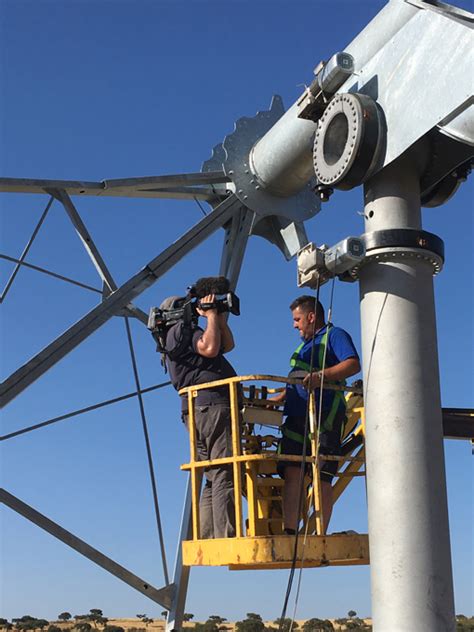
[456,615,474,631]
[12,618,49,632]
[302,619,334,632]
[73,624,92,632]
[193,624,216,632]
[236,613,265,632]
[273,619,297,632]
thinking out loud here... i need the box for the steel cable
[289,273,338,630]
[0,195,54,303]
[0,253,103,294]
[1,381,171,441]
[279,278,322,629]
[124,317,170,585]
[280,264,339,631]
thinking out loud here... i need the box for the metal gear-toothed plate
[203,96,319,221]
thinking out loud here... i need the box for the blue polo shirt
[284,324,359,417]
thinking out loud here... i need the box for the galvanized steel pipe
[359,148,455,632]
[249,0,418,198]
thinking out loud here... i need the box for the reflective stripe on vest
[282,425,310,444]
[290,342,311,372]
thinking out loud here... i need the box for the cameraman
[160,293,237,539]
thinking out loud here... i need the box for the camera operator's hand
[197,294,218,318]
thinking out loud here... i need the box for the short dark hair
[290,295,324,320]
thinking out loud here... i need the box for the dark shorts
[277,411,345,483]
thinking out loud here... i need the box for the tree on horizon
[273,619,298,632]
[235,613,265,632]
[302,618,334,632]
[208,617,226,626]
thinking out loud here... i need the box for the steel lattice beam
[0,171,230,201]
[0,194,241,407]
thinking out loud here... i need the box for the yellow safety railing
[179,375,365,542]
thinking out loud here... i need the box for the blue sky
[1,0,473,624]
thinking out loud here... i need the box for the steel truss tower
[2,1,473,631]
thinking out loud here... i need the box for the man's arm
[218,313,235,353]
[268,390,286,404]
[303,327,361,390]
[195,294,222,358]
[303,356,360,389]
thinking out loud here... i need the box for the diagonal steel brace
[0,488,175,609]
[0,194,242,407]
[48,188,148,324]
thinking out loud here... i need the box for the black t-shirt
[165,321,237,411]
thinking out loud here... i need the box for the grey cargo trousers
[185,403,236,539]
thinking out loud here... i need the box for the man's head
[289,295,325,340]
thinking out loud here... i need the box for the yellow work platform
[182,533,369,570]
[180,375,367,570]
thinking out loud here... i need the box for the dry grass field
[53,619,370,632]
[1,616,380,632]
[40,620,358,632]
[48,621,303,632]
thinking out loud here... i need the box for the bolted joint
[346,228,445,281]
[313,93,385,191]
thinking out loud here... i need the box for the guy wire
[289,271,338,628]
[278,277,322,630]
[124,317,170,586]
[1,381,171,441]
[194,196,208,216]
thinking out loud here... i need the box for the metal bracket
[343,228,445,281]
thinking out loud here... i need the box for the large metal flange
[313,93,384,191]
[202,96,320,222]
[342,229,445,282]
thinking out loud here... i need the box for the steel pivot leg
[359,147,455,631]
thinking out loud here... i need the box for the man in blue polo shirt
[273,295,360,534]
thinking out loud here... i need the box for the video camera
[189,276,240,316]
[147,276,240,345]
